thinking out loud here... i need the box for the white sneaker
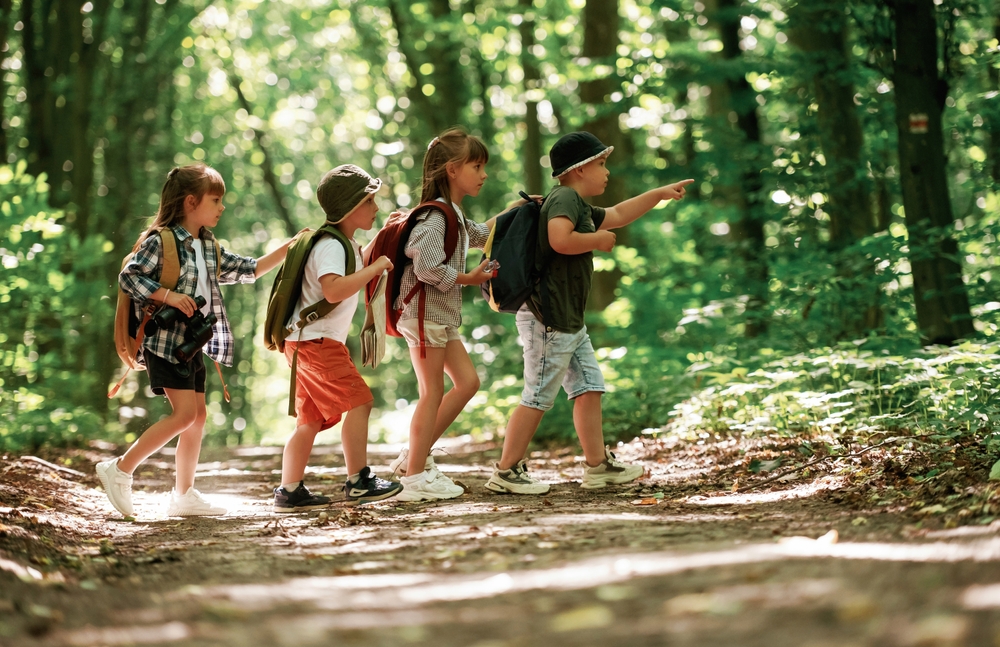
[485,459,550,495]
[581,447,644,489]
[395,469,464,502]
[389,449,464,492]
[167,488,227,516]
[96,458,134,517]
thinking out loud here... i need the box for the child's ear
[445,161,457,179]
[184,194,198,211]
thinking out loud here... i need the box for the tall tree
[715,0,768,337]
[894,0,974,344]
[789,0,882,335]
[519,0,543,196]
[581,0,627,310]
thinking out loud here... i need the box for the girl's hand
[164,291,197,317]
[661,179,695,201]
[595,230,616,253]
[461,259,495,286]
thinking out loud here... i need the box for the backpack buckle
[305,312,319,323]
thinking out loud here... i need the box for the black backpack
[480,191,551,322]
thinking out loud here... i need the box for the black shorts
[144,351,206,395]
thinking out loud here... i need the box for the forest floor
[3,434,1000,646]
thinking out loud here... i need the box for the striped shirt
[119,224,257,367]
[395,201,490,328]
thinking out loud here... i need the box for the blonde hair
[420,127,489,204]
[132,163,225,252]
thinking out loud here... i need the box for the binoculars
[145,295,217,363]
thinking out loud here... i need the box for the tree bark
[0,0,12,161]
[789,0,882,335]
[519,0,543,196]
[894,0,974,345]
[581,0,626,311]
[715,0,768,337]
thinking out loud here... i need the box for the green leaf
[989,459,1000,481]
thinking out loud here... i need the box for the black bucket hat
[316,164,383,224]
[549,131,614,178]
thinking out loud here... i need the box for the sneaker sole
[347,486,404,505]
[485,479,550,495]
[580,469,644,489]
[395,489,463,502]
[273,502,329,513]
[95,463,134,517]
[168,509,227,517]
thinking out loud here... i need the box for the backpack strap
[400,201,460,358]
[108,230,181,398]
[285,224,356,416]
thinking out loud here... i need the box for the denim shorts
[516,306,605,411]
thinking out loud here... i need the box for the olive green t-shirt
[526,185,606,333]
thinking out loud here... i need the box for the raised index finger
[675,178,696,188]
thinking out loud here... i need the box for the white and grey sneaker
[96,458,134,517]
[395,469,464,502]
[167,488,227,516]
[485,459,550,495]
[389,449,463,492]
[580,447,644,489]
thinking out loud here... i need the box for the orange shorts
[284,338,373,431]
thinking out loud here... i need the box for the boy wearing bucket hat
[487,132,694,495]
[274,164,402,511]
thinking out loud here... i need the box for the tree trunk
[789,0,882,335]
[519,0,543,196]
[894,0,974,345]
[0,0,12,161]
[581,0,626,311]
[715,0,768,337]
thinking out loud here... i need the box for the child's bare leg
[173,392,207,494]
[341,401,373,476]
[118,388,199,475]
[281,421,322,485]
[498,405,545,470]
[572,391,606,466]
[432,339,481,443]
[407,345,446,476]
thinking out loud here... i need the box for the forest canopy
[1,0,999,451]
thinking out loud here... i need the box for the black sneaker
[344,466,403,504]
[273,481,331,513]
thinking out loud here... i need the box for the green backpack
[263,223,356,415]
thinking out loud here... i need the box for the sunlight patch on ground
[684,476,843,506]
[62,621,191,645]
[186,536,1000,617]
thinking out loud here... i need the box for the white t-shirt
[286,236,362,343]
[191,239,213,316]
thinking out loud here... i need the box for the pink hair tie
[427,137,440,151]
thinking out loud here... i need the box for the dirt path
[3,437,1000,646]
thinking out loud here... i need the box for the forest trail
[3,437,1000,646]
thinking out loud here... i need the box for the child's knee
[457,375,480,398]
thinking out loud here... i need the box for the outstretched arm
[254,228,311,278]
[599,179,694,231]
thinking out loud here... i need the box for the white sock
[281,482,300,492]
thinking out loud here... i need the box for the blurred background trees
[2,0,999,451]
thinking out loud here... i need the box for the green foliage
[659,340,1000,445]
[4,0,1000,452]
[0,164,106,450]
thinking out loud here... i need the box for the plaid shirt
[396,201,490,328]
[119,224,257,367]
